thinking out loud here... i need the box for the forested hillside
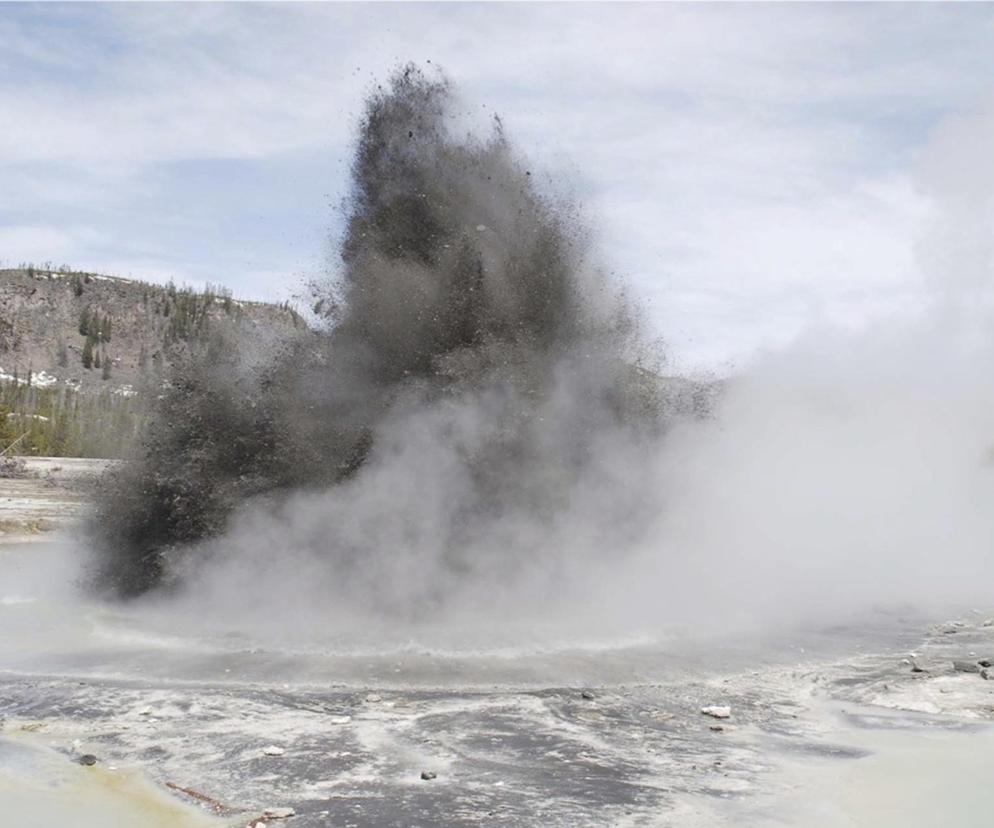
[0,265,302,457]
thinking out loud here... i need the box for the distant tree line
[0,381,142,458]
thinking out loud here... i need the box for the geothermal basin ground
[1,460,993,827]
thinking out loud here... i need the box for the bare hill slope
[0,266,301,391]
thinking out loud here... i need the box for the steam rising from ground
[623,99,994,632]
[87,68,994,645]
[87,65,667,628]
[632,329,994,631]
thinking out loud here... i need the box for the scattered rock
[263,806,296,819]
[364,693,382,703]
[709,724,724,732]
[328,715,352,725]
[77,754,98,766]
[982,668,993,681]
[953,660,981,674]
[420,770,437,781]
[910,660,926,674]
[983,619,994,627]
[978,659,992,668]
[262,745,286,757]
[701,705,731,719]
[580,691,595,700]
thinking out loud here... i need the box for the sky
[2,3,994,372]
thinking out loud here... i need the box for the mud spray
[86,65,679,635]
[86,65,994,646]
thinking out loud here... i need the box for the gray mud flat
[0,672,801,827]
[3,582,994,828]
[2,475,994,826]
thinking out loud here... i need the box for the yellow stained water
[0,733,229,828]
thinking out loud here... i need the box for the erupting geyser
[87,65,668,614]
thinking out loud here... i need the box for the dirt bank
[0,457,112,540]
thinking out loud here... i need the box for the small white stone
[263,806,296,819]
[365,693,382,703]
[262,745,285,757]
[329,715,352,725]
[700,705,731,719]
[475,224,487,232]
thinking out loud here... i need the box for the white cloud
[0,224,107,265]
[3,3,994,368]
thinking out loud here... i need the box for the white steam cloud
[95,82,994,651]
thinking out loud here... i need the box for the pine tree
[102,317,112,343]
[82,338,93,369]
[102,353,111,380]
[93,349,101,370]
[79,308,91,337]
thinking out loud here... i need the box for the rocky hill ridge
[0,267,301,390]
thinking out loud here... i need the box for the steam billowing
[82,69,994,643]
[87,65,669,612]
